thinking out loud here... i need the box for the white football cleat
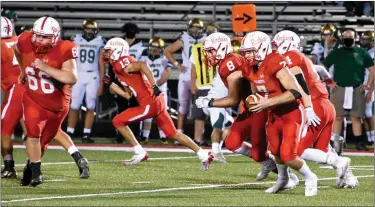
[305,174,318,197]
[265,177,289,194]
[213,153,227,163]
[344,168,359,188]
[200,153,214,171]
[256,158,276,181]
[283,170,299,190]
[124,152,149,166]
[336,157,351,188]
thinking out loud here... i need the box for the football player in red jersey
[1,16,24,178]
[240,31,318,196]
[273,30,353,188]
[102,37,213,170]
[195,33,300,187]
[13,16,89,187]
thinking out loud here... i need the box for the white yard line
[2,175,373,203]
[12,145,375,156]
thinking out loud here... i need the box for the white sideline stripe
[12,145,375,156]
[2,175,373,203]
[8,154,241,167]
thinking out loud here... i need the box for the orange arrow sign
[232,4,257,33]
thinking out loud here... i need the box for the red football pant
[267,105,305,163]
[1,83,25,136]
[112,95,178,138]
[225,110,268,162]
[298,97,336,154]
[23,92,69,152]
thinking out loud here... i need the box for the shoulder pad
[141,48,148,56]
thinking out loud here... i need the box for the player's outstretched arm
[211,70,242,107]
[34,58,77,85]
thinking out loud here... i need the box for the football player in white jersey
[67,19,106,143]
[360,31,375,148]
[164,18,207,137]
[139,37,172,144]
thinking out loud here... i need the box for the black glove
[152,85,161,96]
[103,75,113,85]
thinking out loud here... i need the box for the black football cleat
[1,160,17,178]
[20,161,32,186]
[72,152,90,179]
[29,162,43,187]
[82,133,94,143]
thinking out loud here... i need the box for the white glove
[195,96,211,108]
[305,106,321,127]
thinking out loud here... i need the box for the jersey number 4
[25,67,55,94]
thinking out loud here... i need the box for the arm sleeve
[285,51,303,68]
[268,54,287,76]
[63,41,78,61]
[363,49,374,68]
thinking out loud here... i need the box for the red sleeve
[62,41,78,62]
[285,50,303,68]
[218,54,243,80]
[16,31,31,54]
[127,55,137,63]
[266,53,287,76]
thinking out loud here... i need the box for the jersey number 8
[25,67,55,94]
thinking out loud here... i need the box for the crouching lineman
[102,37,213,170]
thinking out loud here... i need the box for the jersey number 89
[79,49,95,63]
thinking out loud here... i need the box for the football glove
[152,85,161,96]
[305,106,321,127]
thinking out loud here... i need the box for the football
[245,94,258,109]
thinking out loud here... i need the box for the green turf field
[1,148,374,206]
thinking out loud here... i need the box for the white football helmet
[31,16,61,53]
[1,16,13,38]
[103,37,129,62]
[203,32,233,67]
[272,30,301,55]
[240,31,271,62]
